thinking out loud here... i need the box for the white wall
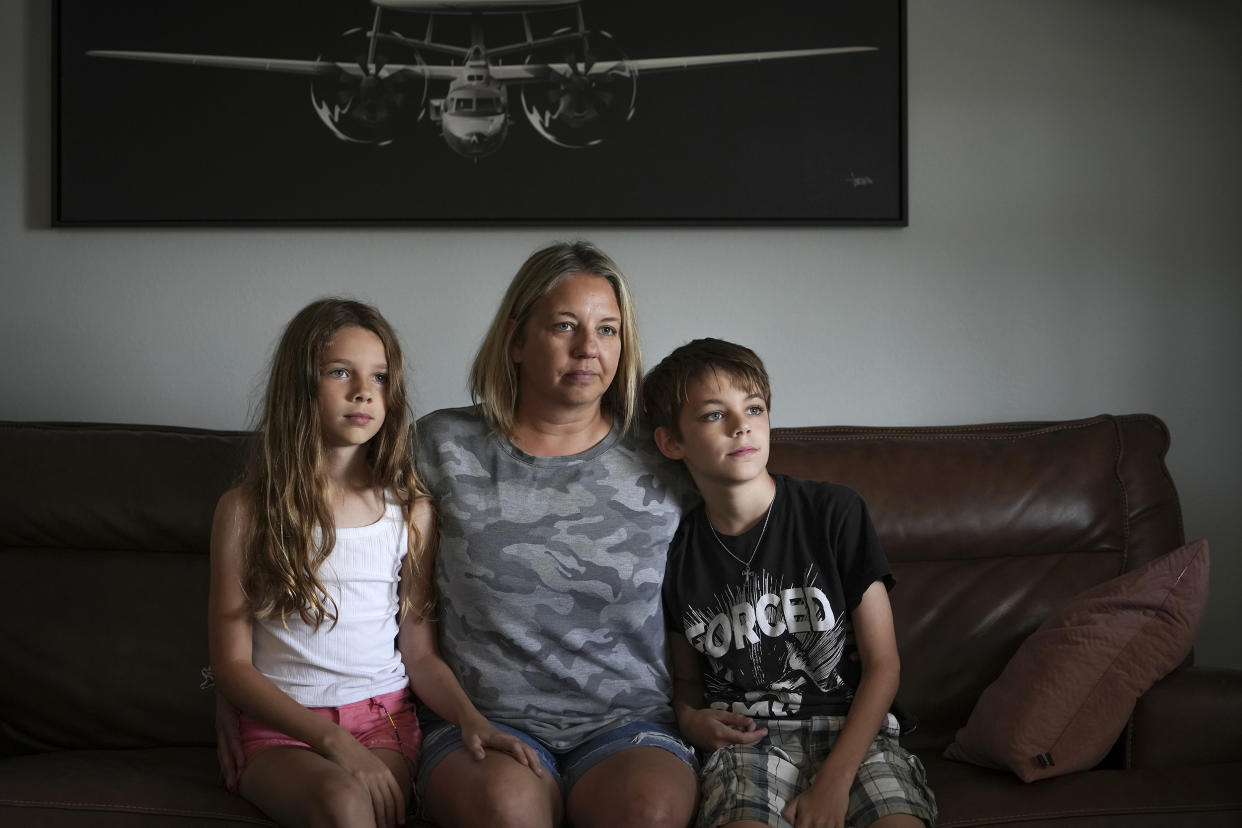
[4,0,1239,668]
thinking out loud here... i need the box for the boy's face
[655,370,770,488]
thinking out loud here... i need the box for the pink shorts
[238,688,422,770]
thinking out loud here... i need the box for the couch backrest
[768,413,1184,749]
[0,422,250,754]
[0,414,1184,755]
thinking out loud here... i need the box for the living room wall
[3,1,1239,668]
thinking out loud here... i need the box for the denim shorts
[415,715,698,796]
[697,713,937,828]
[238,688,422,770]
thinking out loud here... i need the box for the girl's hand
[214,693,245,793]
[323,727,407,828]
[679,707,768,752]
[781,776,850,828]
[459,712,544,776]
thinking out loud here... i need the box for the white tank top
[251,498,411,707]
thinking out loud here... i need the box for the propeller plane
[88,0,878,159]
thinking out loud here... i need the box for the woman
[410,241,700,827]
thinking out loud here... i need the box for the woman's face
[511,273,623,418]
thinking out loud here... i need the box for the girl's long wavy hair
[469,241,643,437]
[242,298,434,630]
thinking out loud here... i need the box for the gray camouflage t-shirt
[416,405,697,750]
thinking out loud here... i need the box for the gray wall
[4,1,1239,668]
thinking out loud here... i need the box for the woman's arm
[397,499,542,774]
[782,579,901,828]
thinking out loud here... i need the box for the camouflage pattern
[415,405,697,750]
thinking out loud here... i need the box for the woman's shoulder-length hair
[469,241,643,437]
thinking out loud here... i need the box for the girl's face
[510,273,623,418]
[317,325,388,449]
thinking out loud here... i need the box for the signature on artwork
[845,172,875,188]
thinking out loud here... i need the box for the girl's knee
[310,774,377,828]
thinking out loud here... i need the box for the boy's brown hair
[643,338,772,439]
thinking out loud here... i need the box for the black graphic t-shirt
[662,474,893,719]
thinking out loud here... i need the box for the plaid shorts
[697,713,937,828]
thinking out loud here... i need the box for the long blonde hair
[469,241,643,437]
[242,298,433,629]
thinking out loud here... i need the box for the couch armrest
[1127,667,1242,769]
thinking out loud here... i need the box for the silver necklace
[707,494,775,580]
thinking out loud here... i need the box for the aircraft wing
[489,45,876,83]
[87,50,462,81]
[619,46,877,73]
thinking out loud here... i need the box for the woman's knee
[569,749,697,828]
[424,755,558,828]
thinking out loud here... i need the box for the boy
[644,338,937,828]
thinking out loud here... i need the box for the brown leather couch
[2,415,1239,827]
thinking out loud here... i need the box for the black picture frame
[54,0,906,226]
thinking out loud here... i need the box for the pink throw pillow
[944,539,1210,782]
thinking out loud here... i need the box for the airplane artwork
[86,0,879,160]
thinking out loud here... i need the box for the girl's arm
[781,579,901,828]
[396,499,542,775]
[209,488,407,824]
[669,633,767,752]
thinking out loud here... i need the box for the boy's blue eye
[747,406,764,415]
[703,411,723,422]
[329,368,348,378]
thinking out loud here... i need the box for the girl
[209,298,540,828]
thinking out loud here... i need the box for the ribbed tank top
[251,498,410,707]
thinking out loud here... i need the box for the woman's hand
[678,707,768,753]
[214,692,245,792]
[459,711,544,776]
[322,726,407,828]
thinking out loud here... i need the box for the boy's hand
[679,707,768,752]
[459,711,544,776]
[781,771,851,828]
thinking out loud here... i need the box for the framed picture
[54,0,906,225]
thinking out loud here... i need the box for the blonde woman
[414,243,700,827]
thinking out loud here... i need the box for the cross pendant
[742,566,752,579]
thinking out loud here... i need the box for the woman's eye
[599,325,617,336]
[554,321,574,331]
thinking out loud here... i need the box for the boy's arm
[782,579,901,828]
[669,633,768,752]
[396,500,542,774]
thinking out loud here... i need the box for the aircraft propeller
[310,27,427,145]
[521,29,636,148]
